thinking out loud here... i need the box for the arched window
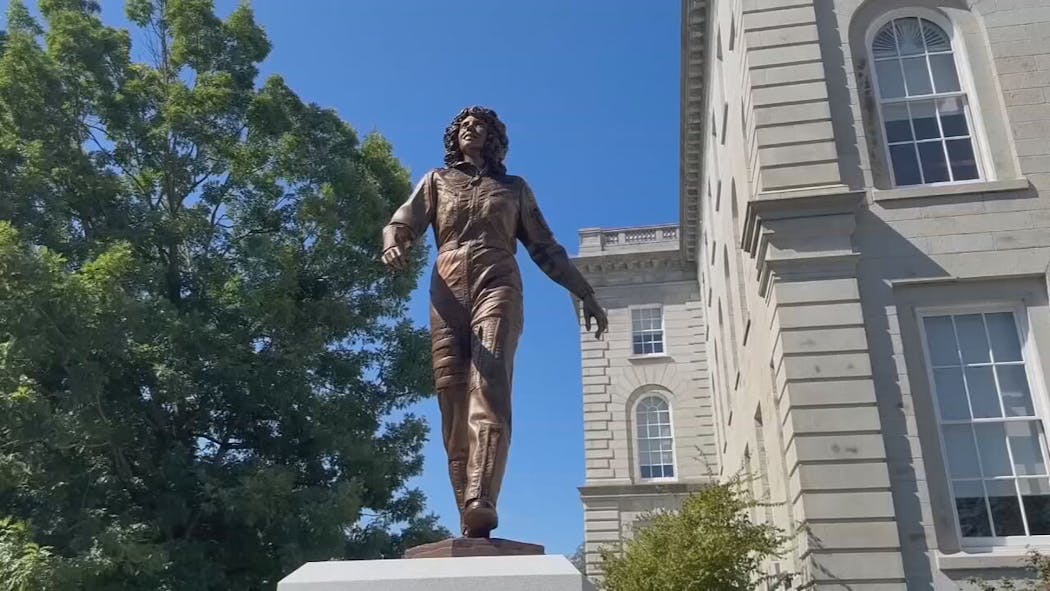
[636,395,676,480]
[870,16,980,186]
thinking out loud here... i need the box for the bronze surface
[403,537,545,559]
[382,107,607,539]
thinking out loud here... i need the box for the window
[754,409,775,524]
[920,310,1050,542]
[636,395,676,480]
[631,306,664,355]
[721,102,729,145]
[729,14,736,51]
[870,16,980,186]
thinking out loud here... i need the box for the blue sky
[6,0,681,556]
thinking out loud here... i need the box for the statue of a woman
[381,106,607,538]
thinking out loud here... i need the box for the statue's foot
[462,498,498,538]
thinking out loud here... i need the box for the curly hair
[443,106,509,176]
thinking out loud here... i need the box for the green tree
[0,1,447,588]
[569,541,586,574]
[598,478,794,591]
[0,518,56,591]
[970,549,1050,590]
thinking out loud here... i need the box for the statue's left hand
[582,294,608,340]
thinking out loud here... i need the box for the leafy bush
[598,477,797,591]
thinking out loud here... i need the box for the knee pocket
[473,317,510,361]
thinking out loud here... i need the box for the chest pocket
[479,187,520,232]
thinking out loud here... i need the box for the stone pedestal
[404,537,544,559]
[277,554,594,591]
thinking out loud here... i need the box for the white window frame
[629,304,668,357]
[916,303,1050,550]
[632,393,679,483]
[866,9,994,188]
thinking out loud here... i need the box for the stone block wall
[699,0,1050,588]
[573,236,714,577]
[578,0,1050,587]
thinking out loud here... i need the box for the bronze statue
[381,106,607,538]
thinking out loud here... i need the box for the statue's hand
[381,244,410,271]
[582,294,608,340]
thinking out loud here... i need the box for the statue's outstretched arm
[382,170,435,270]
[516,179,608,338]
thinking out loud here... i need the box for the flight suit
[382,162,594,534]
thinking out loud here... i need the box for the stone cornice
[574,249,696,288]
[742,186,866,296]
[742,186,864,255]
[679,0,710,263]
[579,480,711,499]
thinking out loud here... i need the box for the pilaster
[746,188,907,589]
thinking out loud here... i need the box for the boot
[462,498,498,538]
[462,421,503,538]
[448,458,468,536]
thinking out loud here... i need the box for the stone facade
[574,225,715,576]
[577,0,1050,588]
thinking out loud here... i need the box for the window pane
[924,316,960,366]
[944,424,981,478]
[956,314,990,364]
[1020,479,1050,534]
[930,53,961,92]
[895,18,925,56]
[902,56,933,95]
[876,60,906,99]
[999,365,1036,417]
[664,465,675,478]
[938,97,969,137]
[918,141,950,183]
[873,24,898,58]
[976,423,1012,477]
[890,144,922,186]
[965,366,1002,418]
[986,479,1025,536]
[934,367,970,420]
[922,19,952,52]
[946,139,979,181]
[883,103,913,142]
[638,396,673,480]
[911,101,940,139]
[954,480,992,537]
[1007,421,1047,476]
[987,313,1022,362]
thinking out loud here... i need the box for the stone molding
[680,0,711,263]
[574,250,696,288]
[741,187,865,295]
[578,480,710,499]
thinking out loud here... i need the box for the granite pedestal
[277,554,595,591]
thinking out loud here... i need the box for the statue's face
[458,115,488,155]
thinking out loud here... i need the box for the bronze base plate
[404,537,545,559]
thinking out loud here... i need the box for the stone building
[576,0,1050,588]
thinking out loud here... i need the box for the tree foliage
[0,1,446,588]
[569,541,586,574]
[970,550,1050,591]
[598,478,793,591]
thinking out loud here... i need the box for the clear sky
[7,0,682,557]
